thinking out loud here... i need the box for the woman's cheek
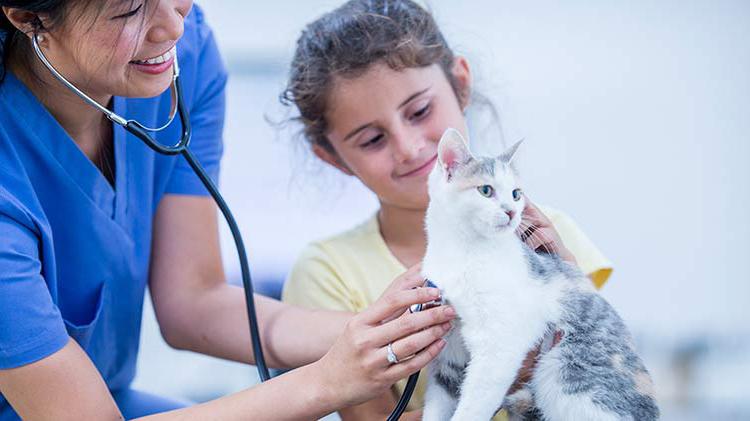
[105,26,142,67]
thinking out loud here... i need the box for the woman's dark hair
[0,0,132,84]
[280,0,467,154]
[0,1,69,83]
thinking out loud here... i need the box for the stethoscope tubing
[180,147,272,381]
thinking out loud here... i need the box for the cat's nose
[505,210,516,221]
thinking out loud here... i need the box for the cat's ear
[438,128,472,181]
[498,138,524,165]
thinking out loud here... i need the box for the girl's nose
[391,132,424,163]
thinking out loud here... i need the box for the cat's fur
[420,129,659,421]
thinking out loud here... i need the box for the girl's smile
[396,154,438,178]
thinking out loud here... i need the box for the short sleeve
[540,206,613,289]
[0,204,68,369]
[164,10,227,195]
[282,244,361,313]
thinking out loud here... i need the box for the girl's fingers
[371,305,455,348]
[381,321,452,367]
[522,196,553,227]
[362,287,442,325]
[525,229,550,251]
[517,223,537,243]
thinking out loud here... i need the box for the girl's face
[319,59,471,211]
[35,0,192,99]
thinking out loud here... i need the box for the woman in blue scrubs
[0,1,454,419]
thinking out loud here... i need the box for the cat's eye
[512,188,523,201]
[477,185,494,198]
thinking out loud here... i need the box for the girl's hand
[517,198,577,265]
[314,266,455,408]
[508,330,564,396]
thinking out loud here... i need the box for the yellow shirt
[282,206,612,418]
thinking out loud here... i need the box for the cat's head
[427,128,525,240]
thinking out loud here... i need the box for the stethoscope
[31,33,419,420]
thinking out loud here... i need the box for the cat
[420,128,659,421]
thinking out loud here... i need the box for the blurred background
[132,1,750,419]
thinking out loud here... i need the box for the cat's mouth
[495,222,513,232]
[495,216,518,232]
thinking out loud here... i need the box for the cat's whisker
[519,222,560,256]
[517,221,538,243]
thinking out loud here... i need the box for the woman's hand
[313,266,455,408]
[517,198,577,265]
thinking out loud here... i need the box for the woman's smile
[129,46,177,75]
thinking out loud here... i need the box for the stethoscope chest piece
[409,279,443,313]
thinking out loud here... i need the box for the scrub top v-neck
[0,5,226,419]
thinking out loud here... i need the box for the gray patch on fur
[504,388,544,420]
[522,243,583,281]
[435,369,462,399]
[465,157,496,178]
[556,292,660,420]
[434,359,467,399]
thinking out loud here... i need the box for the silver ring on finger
[386,342,400,364]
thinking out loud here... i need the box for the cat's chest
[426,260,529,309]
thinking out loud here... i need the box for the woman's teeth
[131,46,176,65]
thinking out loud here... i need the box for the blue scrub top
[0,5,226,418]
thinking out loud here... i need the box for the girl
[281,0,612,419]
[0,1,455,419]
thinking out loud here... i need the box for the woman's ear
[2,7,43,37]
[312,143,354,176]
[451,56,472,111]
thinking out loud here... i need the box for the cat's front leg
[449,349,529,421]
[422,369,459,421]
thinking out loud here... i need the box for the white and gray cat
[420,129,659,421]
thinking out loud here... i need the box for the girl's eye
[113,3,143,19]
[361,134,384,149]
[512,188,523,201]
[477,185,495,198]
[411,104,430,120]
